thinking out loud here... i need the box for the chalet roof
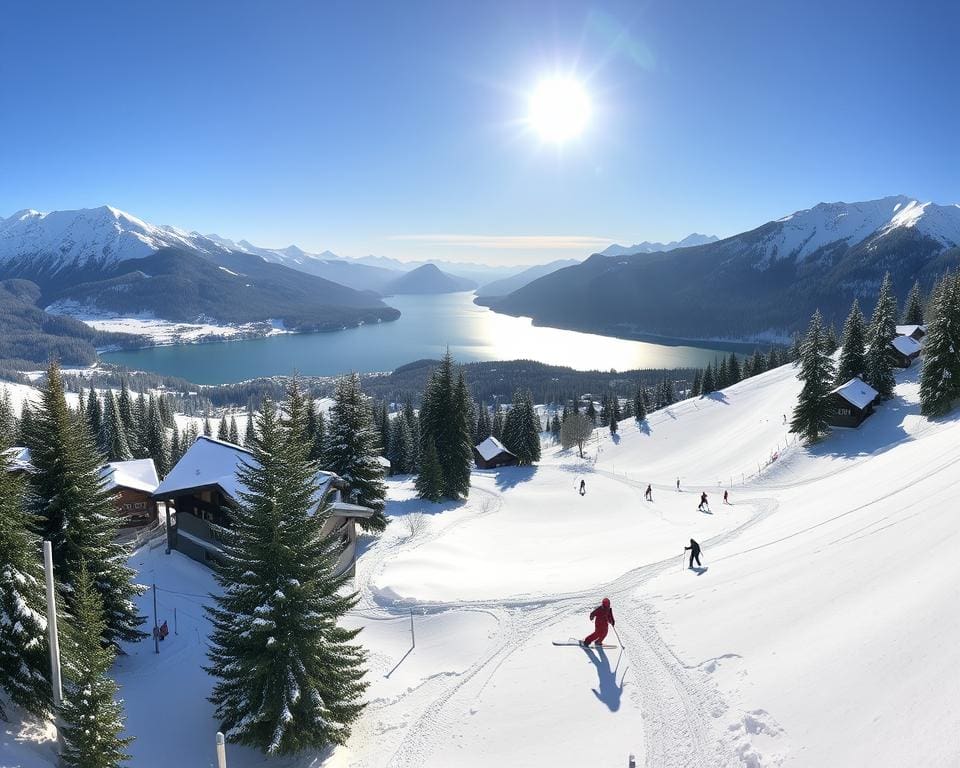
[154,435,337,503]
[475,435,515,462]
[895,324,926,337]
[101,458,160,494]
[4,446,33,473]
[829,377,879,411]
[890,335,922,356]
[331,500,375,518]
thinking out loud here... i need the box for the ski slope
[4,362,958,767]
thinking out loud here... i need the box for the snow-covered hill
[9,359,958,768]
[601,232,719,257]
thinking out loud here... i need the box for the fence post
[410,608,415,648]
[216,731,227,768]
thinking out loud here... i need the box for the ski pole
[612,624,625,649]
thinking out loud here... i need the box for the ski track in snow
[354,480,780,768]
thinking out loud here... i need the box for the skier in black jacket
[684,538,702,568]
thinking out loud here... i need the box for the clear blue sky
[1,1,958,264]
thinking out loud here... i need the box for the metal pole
[174,607,178,635]
[216,731,227,768]
[42,541,63,709]
[410,609,415,648]
[153,583,159,654]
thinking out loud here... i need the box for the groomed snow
[6,360,959,767]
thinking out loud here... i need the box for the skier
[645,483,653,501]
[698,492,709,512]
[723,490,729,505]
[582,597,615,647]
[676,477,680,492]
[579,479,586,496]
[684,538,702,568]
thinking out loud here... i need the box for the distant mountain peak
[601,233,719,257]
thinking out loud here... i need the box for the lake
[99,292,737,384]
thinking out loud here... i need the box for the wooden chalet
[826,377,879,428]
[890,334,923,368]
[153,435,373,577]
[100,458,160,527]
[474,436,518,469]
[895,324,927,343]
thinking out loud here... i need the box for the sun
[528,76,591,144]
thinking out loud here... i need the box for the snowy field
[3,362,959,767]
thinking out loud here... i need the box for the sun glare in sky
[527,76,591,144]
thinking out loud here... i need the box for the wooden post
[42,542,63,709]
[216,731,227,768]
[153,583,159,654]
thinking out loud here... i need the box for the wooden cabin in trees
[100,458,160,527]
[895,325,927,344]
[826,377,879,428]
[153,435,372,577]
[890,335,923,368]
[474,436,518,469]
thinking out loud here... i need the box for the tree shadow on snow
[638,419,651,435]
[582,646,626,712]
[610,432,621,445]
[491,465,538,491]
[702,391,729,405]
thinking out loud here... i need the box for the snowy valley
[4,357,957,767]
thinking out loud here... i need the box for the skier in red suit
[582,597,615,646]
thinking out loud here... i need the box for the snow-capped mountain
[600,233,719,257]
[492,196,960,341]
[0,205,225,272]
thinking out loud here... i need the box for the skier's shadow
[582,646,626,712]
[690,566,709,576]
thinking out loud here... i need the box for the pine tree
[59,563,133,768]
[716,357,729,389]
[902,280,925,325]
[218,416,230,441]
[598,396,610,427]
[790,311,836,444]
[322,374,388,531]
[728,352,742,384]
[766,346,779,371]
[203,414,213,437]
[416,353,473,500]
[585,399,597,424]
[245,410,256,447]
[228,416,240,445]
[864,272,898,399]
[549,412,561,441]
[18,402,33,445]
[86,388,103,447]
[491,402,504,440]
[169,423,182,466]
[134,393,149,457]
[146,396,170,476]
[24,361,146,646]
[634,387,647,422]
[835,298,867,385]
[609,406,618,435]
[100,390,133,462]
[414,438,443,501]
[920,275,960,417]
[0,456,50,719]
[387,412,413,474]
[475,402,491,443]
[824,323,839,354]
[207,396,367,754]
[700,364,715,395]
[0,388,15,447]
[117,380,136,453]
[502,390,540,465]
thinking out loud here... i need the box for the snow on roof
[331,501,375,518]
[891,335,922,356]
[475,436,515,461]
[154,434,337,505]
[3,446,33,473]
[101,459,160,494]
[829,377,879,410]
[895,325,926,338]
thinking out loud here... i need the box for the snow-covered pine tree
[766,346,779,371]
[475,402,491,443]
[24,361,146,646]
[322,373,388,531]
[502,389,540,465]
[609,405,618,435]
[0,388,16,447]
[217,416,230,441]
[701,364,715,395]
[117,380,137,454]
[751,349,767,376]
[17,402,33,445]
[824,323,839,354]
[920,275,960,417]
[228,416,239,445]
[550,412,561,441]
[835,298,867,385]
[598,396,610,427]
[790,310,836,444]
[203,414,213,437]
[59,563,133,768]
[728,352,742,384]
[402,401,419,471]
[100,390,133,462]
[585,399,597,424]
[716,357,729,389]
[902,279,925,325]
[0,454,50,720]
[414,436,443,501]
[206,397,367,755]
[146,396,170,476]
[416,353,473,500]
[864,272,898,399]
[134,392,149,457]
[169,423,182,466]
[634,386,647,422]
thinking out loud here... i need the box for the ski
[552,640,618,649]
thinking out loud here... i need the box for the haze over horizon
[2,0,958,264]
